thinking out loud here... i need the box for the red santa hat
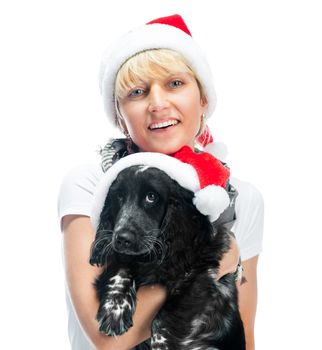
[91,146,230,230]
[99,14,217,128]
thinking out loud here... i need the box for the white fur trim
[193,185,230,222]
[91,152,200,230]
[99,23,216,128]
[204,142,228,162]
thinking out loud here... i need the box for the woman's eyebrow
[167,72,193,80]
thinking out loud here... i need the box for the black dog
[90,165,245,350]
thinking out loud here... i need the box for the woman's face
[118,72,208,154]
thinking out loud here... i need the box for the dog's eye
[145,192,158,204]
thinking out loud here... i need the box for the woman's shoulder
[230,176,264,210]
[57,163,105,229]
[229,177,264,261]
[61,163,104,186]
[58,163,105,201]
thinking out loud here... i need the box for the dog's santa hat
[91,146,231,230]
[99,14,217,128]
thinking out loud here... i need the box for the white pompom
[204,142,228,162]
[193,185,230,222]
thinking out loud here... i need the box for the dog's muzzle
[113,231,136,254]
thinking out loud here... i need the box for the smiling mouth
[149,120,179,130]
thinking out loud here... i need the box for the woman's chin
[138,142,193,155]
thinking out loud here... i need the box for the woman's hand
[216,235,240,281]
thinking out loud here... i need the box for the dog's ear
[89,227,108,267]
[161,181,212,248]
[89,195,115,266]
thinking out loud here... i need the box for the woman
[58,14,264,350]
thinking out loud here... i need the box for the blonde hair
[115,49,206,104]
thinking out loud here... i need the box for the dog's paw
[97,296,134,335]
[97,278,136,336]
[151,321,168,350]
[151,333,169,350]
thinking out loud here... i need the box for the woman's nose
[148,84,169,112]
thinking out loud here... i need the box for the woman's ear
[115,100,130,135]
[200,95,208,109]
[117,116,129,136]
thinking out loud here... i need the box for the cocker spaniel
[90,165,245,350]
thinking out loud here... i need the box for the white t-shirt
[57,163,264,349]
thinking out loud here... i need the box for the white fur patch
[104,298,132,316]
[135,165,150,174]
[109,274,130,288]
[152,332,168,350]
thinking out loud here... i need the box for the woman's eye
[169,79,183,88]
[128,88,145,97]
[145,192,158,204]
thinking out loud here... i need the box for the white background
[1,0,321,348]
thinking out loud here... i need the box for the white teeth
[149,120,178,130]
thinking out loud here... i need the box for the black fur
[90,165,245,350]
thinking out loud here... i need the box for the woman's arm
[62,215,167,350]
[216,235,241,279]
[237,255,259,350]
[216,237,259,350]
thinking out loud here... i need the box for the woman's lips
[149,119,179,130]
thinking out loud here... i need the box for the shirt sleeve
[57,164,103,232]
[231,178,265,261]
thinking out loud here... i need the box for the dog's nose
[115,232,135,251]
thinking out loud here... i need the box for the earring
[123,130,134,154]
[197,113,206,135]
[116,116,130,139]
